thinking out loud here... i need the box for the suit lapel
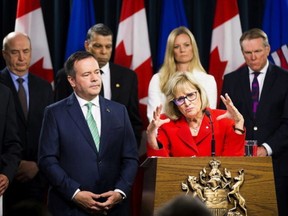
[176,112,213,154]
[241,67,254,119]
[66,94,98,153]
[176,117,200,153]
[195,115,211,145]
[28,74,37,122]
[257,64,276,115]
[98,96,112,154]
[109,63,121,101]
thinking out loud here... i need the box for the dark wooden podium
[140,157,277,216]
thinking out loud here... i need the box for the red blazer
[147,108,245,157]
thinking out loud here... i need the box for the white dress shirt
[71,93,126,199]
[248,60,269,99]
[100,63,112,100]
[75,93,101,136]
[248,60,272,156]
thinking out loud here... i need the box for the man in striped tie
[39,51,139,216]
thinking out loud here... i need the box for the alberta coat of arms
[181,159,247,216]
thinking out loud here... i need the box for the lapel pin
[116,83,120,88]
[106,108,110,112]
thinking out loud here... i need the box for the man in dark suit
[220,28,288,216]
[0,32,53,212]
[0,83,22,212]
[39,51,139,216]
[55,23,142,146]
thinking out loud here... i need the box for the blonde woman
[146,72,245,157]
[147,26,217,121]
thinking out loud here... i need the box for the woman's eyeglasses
[172,91,198,106]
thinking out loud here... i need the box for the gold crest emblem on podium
[181,159,247,216]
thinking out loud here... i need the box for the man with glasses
[220,28,288,216]
[146,72,245,157]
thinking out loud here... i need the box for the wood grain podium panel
[141,157,277,216]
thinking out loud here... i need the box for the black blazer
[54,62,143,145]
[0,68,54,161]
[0,83,22,182]
[220,63,288,177]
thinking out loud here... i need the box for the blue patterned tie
[85,102,100,151]
[252,72,260,118]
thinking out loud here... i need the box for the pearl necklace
[188,116,203,134]
[191,126,199,133]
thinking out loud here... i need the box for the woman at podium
[146,72,245,157]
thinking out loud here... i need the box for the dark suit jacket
[54,63,143,145]
[0,68,53,206]
[0,68,53,161]
[147,108,245,157]
[220,63,288,178]
[0,83,22,182]
[38,94,139,216]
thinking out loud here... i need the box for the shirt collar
[8,69,29,82]
[74,93,100,108]
[100,62,110,74]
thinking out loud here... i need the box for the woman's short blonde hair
[164,72,209,120]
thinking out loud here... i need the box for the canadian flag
[15,0,54,84]
[209,0,244,100]
[114,0,153,127]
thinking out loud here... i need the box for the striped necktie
[85,102,100,151]
[251,72,260,118]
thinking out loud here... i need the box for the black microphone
[204,109,215,157]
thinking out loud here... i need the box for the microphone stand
[205,109,215,157]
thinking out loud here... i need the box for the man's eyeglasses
[172,91,198,106]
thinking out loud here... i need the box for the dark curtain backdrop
[0,0,265,76]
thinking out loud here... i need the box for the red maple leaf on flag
[29,58,54,82]
[15,0,54,84]
[114,0,153,128]
[209,0,244,104]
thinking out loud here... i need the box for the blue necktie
[85,102,100,151]
[252,72,260,118]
